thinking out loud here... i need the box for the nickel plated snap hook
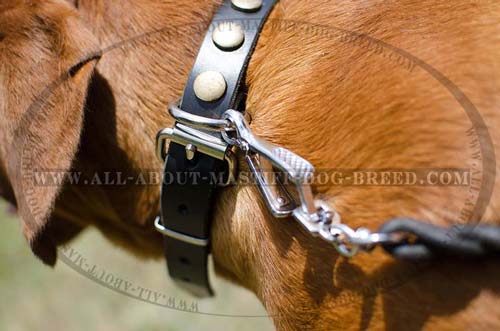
[223,109,318,218]
[158,100,407,257]
[222,109,407,257]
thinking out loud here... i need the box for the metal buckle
[156,101,237,186]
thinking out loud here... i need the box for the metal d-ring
[168,100,232,132]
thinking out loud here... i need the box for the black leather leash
[157,0,278,297]
[380,218,500,259]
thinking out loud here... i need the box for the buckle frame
[156,101,237,186]
[156,123,229,161]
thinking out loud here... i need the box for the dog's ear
[0,1,100,265]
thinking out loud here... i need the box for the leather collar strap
[159,0,278,297]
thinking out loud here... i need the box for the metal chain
[296,202,406,257]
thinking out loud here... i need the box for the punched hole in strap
[177,204,189,216]
[179,257,191,265]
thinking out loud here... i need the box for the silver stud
[212,21,245,50]
[185,144,197,160]
[193,71,226,102]
[231,0,262,11]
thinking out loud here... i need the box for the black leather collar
[158,0,278,297]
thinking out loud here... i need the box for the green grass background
[0,201,274,331]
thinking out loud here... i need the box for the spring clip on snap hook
[222,110,336,229]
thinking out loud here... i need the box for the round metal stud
[231,0,262,11]
[212,21,245,50]
[193,71,227,102]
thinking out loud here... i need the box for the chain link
[300,203,405,257]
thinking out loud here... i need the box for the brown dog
[1,0,500,330]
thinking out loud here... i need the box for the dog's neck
[56,1,500,330]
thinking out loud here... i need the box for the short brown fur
[1,1,500,330]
